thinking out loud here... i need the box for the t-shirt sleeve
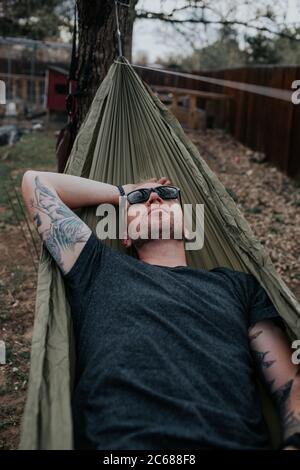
[246,274,282,328]
[62,231,104,295]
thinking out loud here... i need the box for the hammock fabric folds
[19,57,300,449]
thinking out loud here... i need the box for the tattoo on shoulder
[31,176,90,273]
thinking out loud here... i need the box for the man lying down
[21,170,300,450]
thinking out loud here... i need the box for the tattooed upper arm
[22,172,91,274]
[249,319,300,440]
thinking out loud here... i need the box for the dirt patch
[188,129,300,300]
[0,225,37,450]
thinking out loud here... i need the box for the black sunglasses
[126,185,181,205]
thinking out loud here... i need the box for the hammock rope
[114,0,124,57]
[114,60,294,102]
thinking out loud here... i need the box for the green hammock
[19,57,300,450]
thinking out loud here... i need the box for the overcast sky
[132,0,300,63]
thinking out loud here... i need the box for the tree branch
[136,10,300,41]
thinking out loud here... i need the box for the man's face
[124,182,184,247]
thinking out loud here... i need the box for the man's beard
[131,214,184,249]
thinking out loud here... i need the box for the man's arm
[21,171,121,274]
[21,171,170,274]
[249,319,300,449]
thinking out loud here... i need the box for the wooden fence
[138,65,300,178]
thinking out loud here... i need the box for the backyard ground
[0,128,299,449]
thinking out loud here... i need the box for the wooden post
[171,92,179,113]
[21,79,27,101]
[35,79,40,107]
[11,78,16,101]
[188,95,198,130]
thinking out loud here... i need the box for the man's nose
[146,190,162,205]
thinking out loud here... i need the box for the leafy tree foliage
[0,0,72,40]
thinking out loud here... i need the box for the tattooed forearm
[253,350,276,369]
[249,330,263,342]
[249,320,300,445]
[272,371,300,440]
[31,176,90,273]
[249,325,278,392]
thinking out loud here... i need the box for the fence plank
[138,65,300,178]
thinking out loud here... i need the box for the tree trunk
[76,0,138,128]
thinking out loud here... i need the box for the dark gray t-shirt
[63,232,280,450]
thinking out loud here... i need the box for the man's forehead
[134,182,161,190]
